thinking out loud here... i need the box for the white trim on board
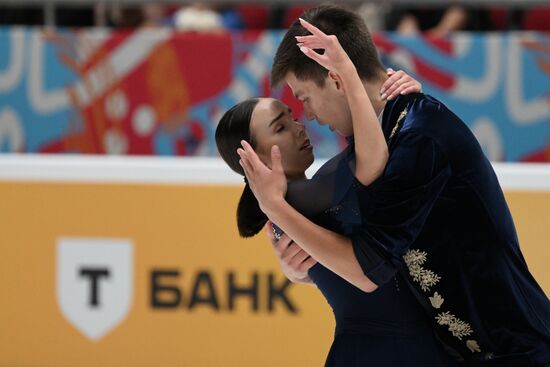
[0,154,549,191]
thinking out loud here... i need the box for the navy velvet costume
[348,93,550,366]
[285,139,457,366]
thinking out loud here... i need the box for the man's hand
[266,221,317,284]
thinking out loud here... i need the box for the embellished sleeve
[351,131,451,286]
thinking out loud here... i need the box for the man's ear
[328,71,344,92]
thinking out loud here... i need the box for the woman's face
[249,98,314,180]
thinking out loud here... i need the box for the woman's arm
[296,18,387,187]
[268,198,377,292]
[238,143,378,293]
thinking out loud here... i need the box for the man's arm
[350,131,451,285]
[238,127,450,292]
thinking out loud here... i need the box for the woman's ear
[328,71,344,92]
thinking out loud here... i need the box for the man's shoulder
[398,94,467,138]
[405,94,456,124]
[393,94,486,167]
[382,93,443,138]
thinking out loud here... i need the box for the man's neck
[362,75,387,118]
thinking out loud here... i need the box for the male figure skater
[239,5,550,366]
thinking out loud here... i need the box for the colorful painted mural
[0,28,549,161]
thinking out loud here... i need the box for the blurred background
[0,1,549,366]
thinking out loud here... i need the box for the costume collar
[381,92,422,141]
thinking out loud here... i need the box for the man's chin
[333,128,347,136]
[332,126,352,137]
[328,125,344,135]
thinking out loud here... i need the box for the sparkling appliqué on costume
[429,292,444,309]
[435,311,473,340]
[325,205,342,215]
[402,249,441,292]
[467,340,482,353]
[403,249,481,353]
[272,224,282,240]
[389,108,408,139]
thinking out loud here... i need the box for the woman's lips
[300,139,312,151]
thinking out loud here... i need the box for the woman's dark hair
[215,98,268,238]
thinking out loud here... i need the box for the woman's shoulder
[312,145,353,179]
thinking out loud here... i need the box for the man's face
[285,72,353,136]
